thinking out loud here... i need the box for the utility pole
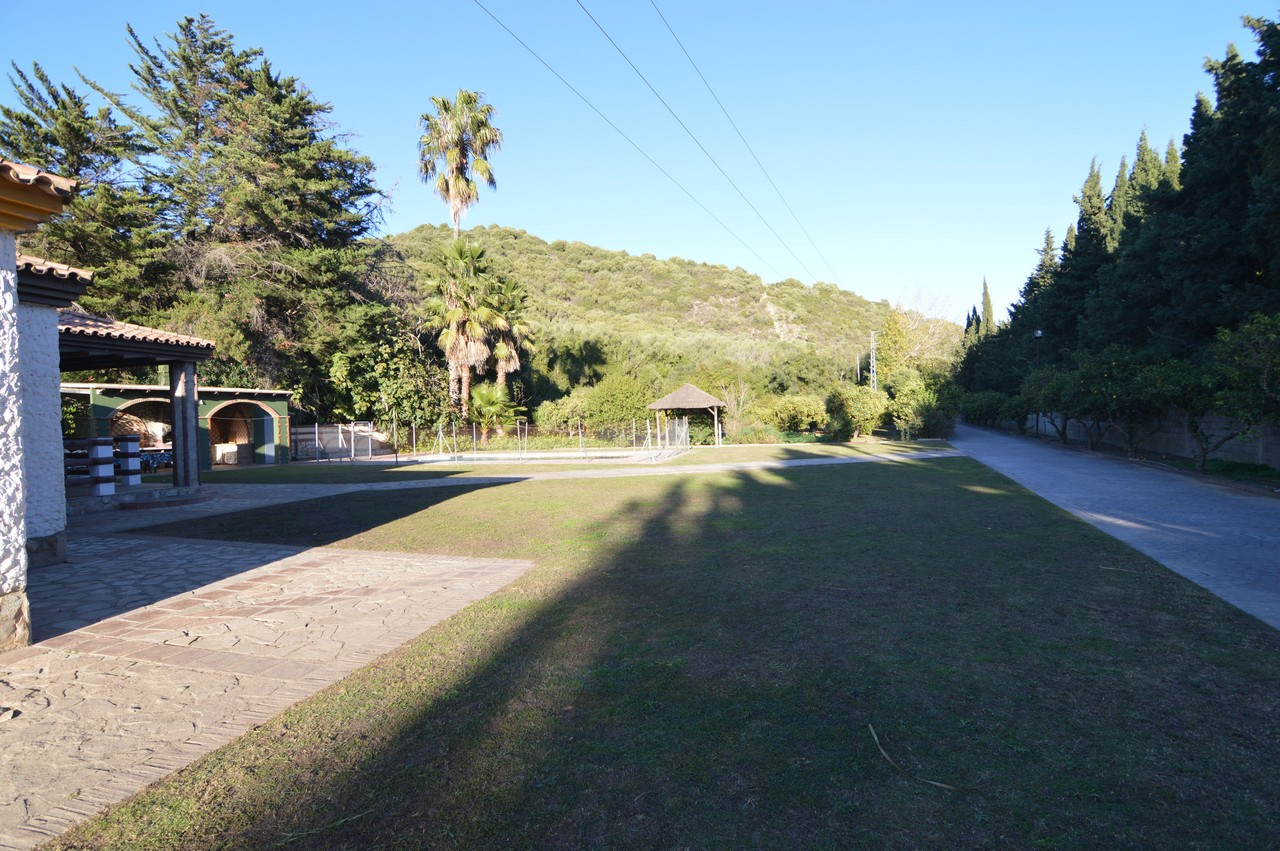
[869,331,878,391]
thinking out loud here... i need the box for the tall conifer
[981,278,995,336]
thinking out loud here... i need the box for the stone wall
[1031,411,1280,469]
[0,229,31,650]
[18,302,66,541]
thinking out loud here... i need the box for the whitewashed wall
[18,302,64,539]
[0,229,26,599]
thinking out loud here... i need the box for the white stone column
[0,230,31,650]
[18,302,67,566]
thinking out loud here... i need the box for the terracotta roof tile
[17,253,93,284]
[0,160,77,199]
[58,309,216,350]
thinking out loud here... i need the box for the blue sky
[0,2,1263,322]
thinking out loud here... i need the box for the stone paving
[0,532,532,848]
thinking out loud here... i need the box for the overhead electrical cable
[471,0,780,277]
[573,0,818,282]
[649,0,844,286]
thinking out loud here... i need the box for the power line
[470,0,780,278]
[574,0,818,283]
[649,0,844,286]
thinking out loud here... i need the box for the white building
[1,161,76,651]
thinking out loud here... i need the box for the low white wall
[1031,411,1280,468]
[18,302,65,539]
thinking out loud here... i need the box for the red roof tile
[17,253,93,284]
[0,160,77,199]
[58,310,216,350]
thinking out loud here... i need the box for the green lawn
[57,456,1280,848]
[667,438,939,465]
[150,440,940,486]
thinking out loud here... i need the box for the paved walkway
[0,533,531,849]
[951,424,1280,630]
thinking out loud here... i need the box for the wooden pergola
[647,383,726,447]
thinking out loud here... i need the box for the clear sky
[0,2,1264,322]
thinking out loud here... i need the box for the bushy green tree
[534,387,591,432]
[583,372,652,431]
[825,384,888,440]
[2,15,404,422]
[960,390,1006,427]
[760,394,827,432]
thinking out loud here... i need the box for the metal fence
[288,417,696,464]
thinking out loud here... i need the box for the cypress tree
[1105,156,1130,251]
[981,278,995,336]
[1163,139,1182,190]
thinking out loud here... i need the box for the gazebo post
[169,360,200,487]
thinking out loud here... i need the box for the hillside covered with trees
[375,223,961,439]
[387,225,954,388]
[958,15,1280,469]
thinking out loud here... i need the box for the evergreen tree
[1105,156,1130,252]
[1162,139,1182,190]
[980,277,995,336]
[3,15,416,421]
[0,63,171,315]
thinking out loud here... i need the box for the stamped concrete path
[951,424,1280,631]
[0,447,957,848]
[0,526,533,847]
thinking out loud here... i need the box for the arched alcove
[205,400,280,465]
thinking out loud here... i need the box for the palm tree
[489,277,534,394]
[469,381,525,442]
[418,90,503,238]
[424,240,506,419]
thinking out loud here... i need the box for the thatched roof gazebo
[648,383,726,447]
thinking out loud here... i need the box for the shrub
[534,387,592,431]
[825,384,889,440]
[759,394,827,432]
[961,390,1006,427]
[999,392,1033,435]
[884,368,960,440]
[584,372,651,431]
[727,422,785,444]
[689,423,716,445]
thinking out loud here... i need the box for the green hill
[385,224,953,402]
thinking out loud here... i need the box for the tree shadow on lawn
[78,458,1280,848]
[129,480,512,549]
